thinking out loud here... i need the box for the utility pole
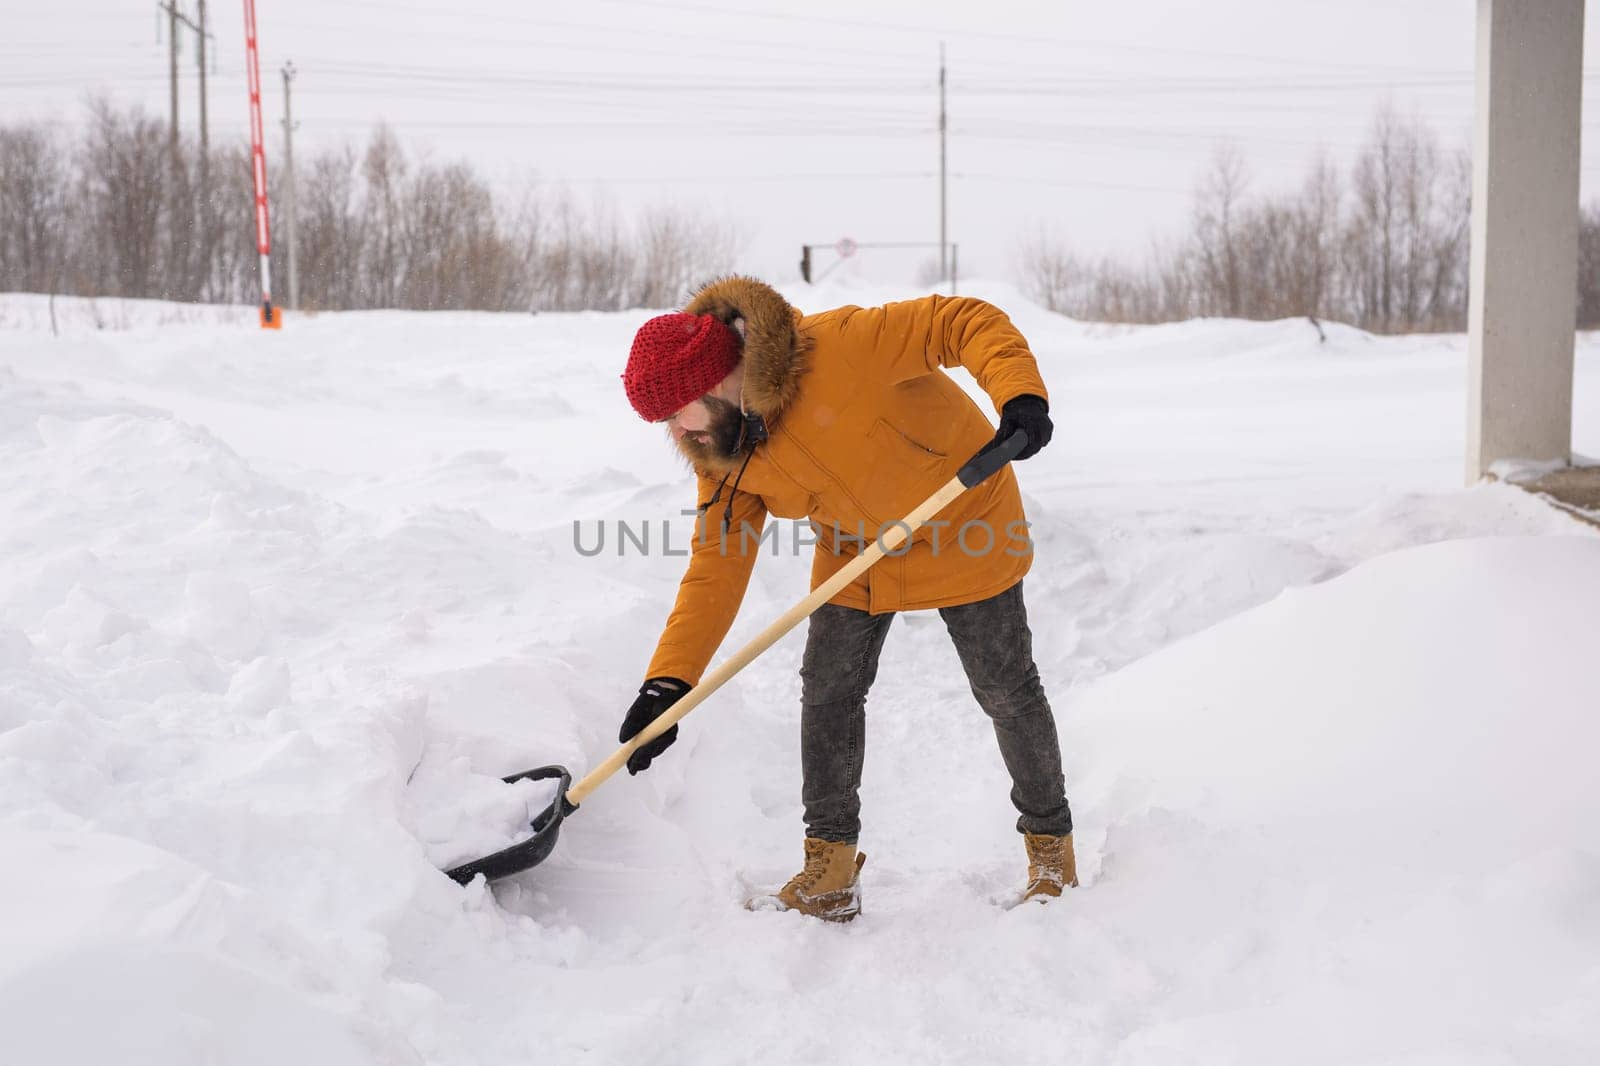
[939,41,947,286]
[196,0,209,155]
[161,1,180,148]
[282,61,299,311]
[157,2,207,147]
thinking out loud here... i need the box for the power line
[285,0,939,71]
[303,62,931,93]
[952,77,1482,98]
[954,173,1194,194]
[277,117,933,136]
[577,0,1478,75]
[18,54,1600,97]
[552,171,937,185]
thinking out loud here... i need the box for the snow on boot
[1021,831,1079,902]
[745,838,866,922]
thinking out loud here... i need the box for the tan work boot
[746,838,867,922]
[1021,832,1079,902]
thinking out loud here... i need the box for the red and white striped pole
[243,0,279,329]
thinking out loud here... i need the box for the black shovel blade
[444,765,576,885]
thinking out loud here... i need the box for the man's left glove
[993,394,1053,460]
[619,677,690,775]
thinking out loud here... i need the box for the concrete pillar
[1466,0,1584,483]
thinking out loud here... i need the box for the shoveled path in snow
[1,287,1597,1064]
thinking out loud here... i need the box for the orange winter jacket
[645,276,1048,685]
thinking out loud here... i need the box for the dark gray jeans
[797,580,1074,843]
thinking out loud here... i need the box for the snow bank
[1065,536,1600,1065]
[0,292,1596,1063]
[0,830,423,1066]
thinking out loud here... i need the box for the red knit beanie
[623,312,742,422]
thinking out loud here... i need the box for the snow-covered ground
[2,285,1597,1065]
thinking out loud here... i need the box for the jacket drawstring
[720,449,756,535]
[696,407,767,537]
[696,446,757,537]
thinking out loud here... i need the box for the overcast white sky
[6,0,1599,285]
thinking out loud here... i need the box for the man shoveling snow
[618,276,1076,921]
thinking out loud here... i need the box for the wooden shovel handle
[566,429,1028,806]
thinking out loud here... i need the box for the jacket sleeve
[645,471,769,685]
[842,295,1048,411]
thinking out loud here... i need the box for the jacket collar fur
[673,275,812,474]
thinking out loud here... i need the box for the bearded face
[670,395,751,467]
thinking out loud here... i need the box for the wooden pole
[568,477,967,805]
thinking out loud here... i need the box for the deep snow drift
[1,286,1597,1065]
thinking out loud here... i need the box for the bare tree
[630,204,740,308]
[0,124,70,294]
[1013,104,1492,334]
[79,101,169,298]
[1578,203,1600,329]
[1424,147,1473,331]
[359,126,407,307]
[1283,157,1341,319]
[297,147,362,309]
[1017,234,1084,314]
[2,102,749,315]
[1191,144,1250,317]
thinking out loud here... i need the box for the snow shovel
[444,429,1030,885]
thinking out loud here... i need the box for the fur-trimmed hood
[666,276,812,474]
[683,276,809,422]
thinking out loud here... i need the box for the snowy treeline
[0,101,738,313]
[1019,106,1600,333]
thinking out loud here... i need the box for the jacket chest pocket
[853,418,951,524]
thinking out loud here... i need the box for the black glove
[619,677,689,775]
[993,394,1053,460]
